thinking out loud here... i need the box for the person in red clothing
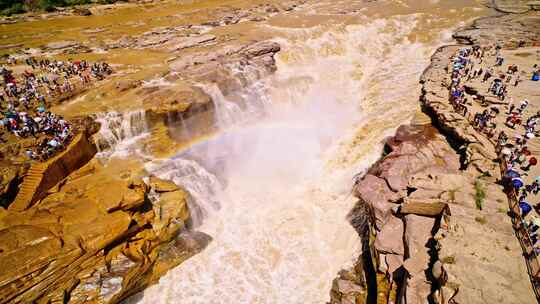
[523,156,538,171]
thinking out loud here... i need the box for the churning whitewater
[127,12,442,304]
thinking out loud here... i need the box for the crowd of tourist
[1,57,111,108]
[0,56,112,161]
[447,42,540,269]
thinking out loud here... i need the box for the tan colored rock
[165,34,217,52]
[152,189,190,239]
[399,202,450,217]
[115,80,141,92]
[10,132,97,211]
[148,176,179,192]
[336,279,364,295]
[241,41,281,59]
[386,253,404,275]
[44,40,79,50]
[370,125,460,193]
[119,188,146,211]
[403,214,436,303]
[492,0,536,13]
[0,157,200,304]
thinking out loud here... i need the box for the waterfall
[197,83,245,128]
[128,7,464,303]
[177,112,192,139]
[94,110,149,155]
[239,80,272,118]
[146,158,223,227]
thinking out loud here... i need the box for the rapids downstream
[105,1,490,303]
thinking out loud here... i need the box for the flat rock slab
[165,34,217,52]
[44,41,79,50]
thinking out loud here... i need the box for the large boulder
[354,174,401,229]
[374,215,404,255]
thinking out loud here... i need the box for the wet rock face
[168,40,280,76]
[132,40,280,123]
[132,39,281,153]
[90,38,282,156]
[0,167,205,304]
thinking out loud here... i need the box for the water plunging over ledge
[94,110,150,158]
[127,12,444,303]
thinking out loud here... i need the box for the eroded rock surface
[0,161,207,304]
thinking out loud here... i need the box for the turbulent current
[121,1,487,303]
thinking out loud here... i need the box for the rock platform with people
[0,56,112,162]
[444,39,540,289]
[418,8,540,301]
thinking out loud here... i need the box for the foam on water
[94,110,150,158]
[147,158,223,227]
[142,77,174,88]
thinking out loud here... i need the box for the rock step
[9,163,46,211]
[20,183,39,189]
[20,184,38,189]
[26,171,45,176]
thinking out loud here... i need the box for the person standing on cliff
[515,74,521,87]
[522,156,538,171]
[520,99,529,112]
[483,68,493,82]
[499,84,508,101]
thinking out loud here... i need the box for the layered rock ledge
[0,164,206,303]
